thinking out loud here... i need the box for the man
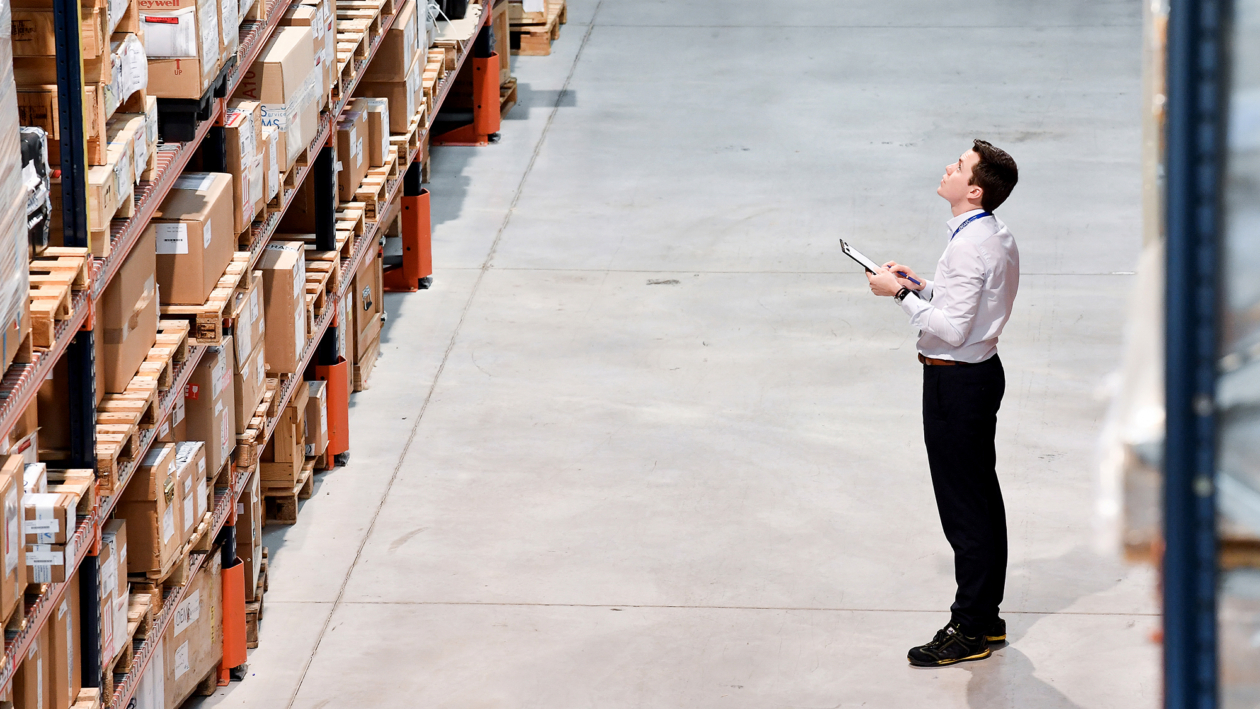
[865,139,1020,667]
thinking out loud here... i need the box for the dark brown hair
[969,139,1018,211]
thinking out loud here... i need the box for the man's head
[937,139,1018,212]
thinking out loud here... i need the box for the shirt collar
[947,209,987,234]
[946,208,988,236]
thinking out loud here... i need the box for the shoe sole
[986,634,1006,643]
[907,647,993,668]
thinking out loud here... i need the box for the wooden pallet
[353,328,381,392]
[500,77,519,118]
[509,0,565,25]
[95,375,160,484]
[234,388,276,470]
[389,109,425,162]
[263,458,315,524]
[352,154,396,220]
[107,590,154,676]
[156,319,191,362]
[27,247,90,348]
[245,548,268,648]
[160,253,250,344]
[304,260,336,333]
[305,252,342,296]
[511,0,566,56]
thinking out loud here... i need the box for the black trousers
[922,354,1007,636]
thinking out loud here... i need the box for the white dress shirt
[898,208,1020,363]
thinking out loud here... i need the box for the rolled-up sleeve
[897,242,985,347]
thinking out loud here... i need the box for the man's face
[937,149,981,204]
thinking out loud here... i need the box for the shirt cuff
[899,290,930,318]
[921,280,935,301]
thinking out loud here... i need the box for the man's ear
[968,184,984,203]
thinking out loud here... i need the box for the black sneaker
[986,617,1006,644]
[907,622,992,667]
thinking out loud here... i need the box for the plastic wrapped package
[19,126,50,258]
[0,0,32,368]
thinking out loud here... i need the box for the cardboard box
[217,0,239,64]
[261,380,308,485]
[258,242,307,374]
[233,342,267,435]
[279,2,334,109]
[23,462,46,494]
[161,553,222,707]
[238,470,262,600]
[185,338,236,475]
[142,0,222,99]
[356,50,422,132]
[27,542,71,583]
[173,442,205,545]
[48,569,82,709]
[157,391,187,443]
[238,26,319,171]
[353,248,384,360]
[101,519,129,601]
[230,275,265,371]
[2,401,39,466]
[262,125,281,203]
[223,104,262,234]
[360,98,391,167]
[363,0,417,82]
[13,626,46,709]
[229,100,267,217]
[23,491,77,545]
[0,457,26,623]
[336,108,368,202]
[151,172,235,306]
[304,380,329,458]
[96,225,158,394]
[116,444,183,574]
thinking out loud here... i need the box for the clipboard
[839,239,881,274]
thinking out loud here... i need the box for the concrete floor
[196,1,1158,707]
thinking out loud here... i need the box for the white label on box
[220,0,237,41]
[250,154,264,203]
[215,400,224,419]
[113,593,128,659]
[198,0,220,79]
[197,478,207,518]
[101,555,118,599]
[155,223,189,255]
[221,415,231,459]
[183,492,194,532]
[295,313,305,358]
[5,487,19,574]
[174,173,217,192]
[161,505,175,543]
[159,421,170,438]
[174,589,201,636]
[27,549,63,565]
[238,312,252,357]
[356,137,364,167]
[349,126,358,159]
[295,256,306,299]
[211,354,227,398]
[199,458,206,476]
[173,395,186,426]
[250,286,261,324]
[256,355,265,386]
[26,518,59,534]
[267,137,280,200]
[174,641,190,678]
[141,6,197,57]
[204,217,214,249]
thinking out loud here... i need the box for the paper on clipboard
[839,239,881,274]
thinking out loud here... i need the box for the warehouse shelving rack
[0,0,498,701]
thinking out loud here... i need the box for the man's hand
[883,261,925,291]
[866,267,903,297]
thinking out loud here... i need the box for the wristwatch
[894,287,911,302]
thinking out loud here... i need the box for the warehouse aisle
[199,1,1156,707]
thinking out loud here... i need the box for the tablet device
[839,239,881,274]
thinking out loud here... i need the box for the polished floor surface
[197,1,1157,706]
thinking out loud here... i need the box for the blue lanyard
[950,212,992,240]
